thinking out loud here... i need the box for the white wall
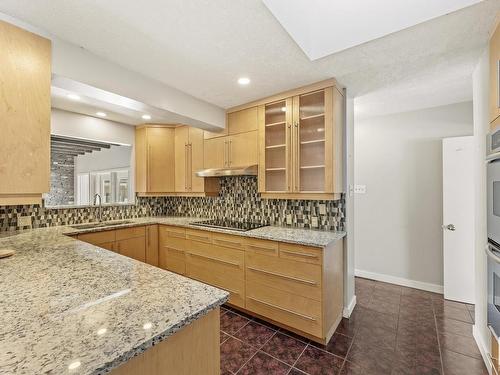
[472,49,490,365]
[354,102,473,291]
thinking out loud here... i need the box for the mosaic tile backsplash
[0,177,344,231]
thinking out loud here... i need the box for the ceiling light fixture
[96,111,107,117]
[67,94,81,101]
[237,77,250,85]
[142,114,152,120]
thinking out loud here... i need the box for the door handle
[442,224,456,231]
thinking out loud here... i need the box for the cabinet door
[189,127,206,192]
[228,107,258,135]
[0,20,51,200]
[228,131,258,167]
[260,99,293,192]
[116,236,146,262]
[204,136,227,169]
[491,22,500,123]
[145,225,159,266]
[175,126,189,192]
[159,226,186,274]
[147,127,175,192]
[294,89,329,192]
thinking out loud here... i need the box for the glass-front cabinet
[259,86,343,198]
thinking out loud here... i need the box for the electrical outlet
[319,204,326,215]
[17,215,32,228]
[286,214,292,225]
[311,217,319,228]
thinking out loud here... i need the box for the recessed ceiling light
[96,111,107,117]
[67,93,81,101]
[237,77,250,85]
[142,114,152,120]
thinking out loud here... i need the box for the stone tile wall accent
[0,177,344,231]
[45,152,75,206]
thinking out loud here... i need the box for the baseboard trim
[343,295,357,318]
[355,269,444,294]
[472,325,491,373]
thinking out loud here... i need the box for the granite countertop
[63,216,346,248]
[0,226,229,375]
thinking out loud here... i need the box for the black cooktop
[190,219,268,232]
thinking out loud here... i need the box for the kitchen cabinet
[491,19,500,125]
[0,20,51,205]
[159,225,187,275]
[203,131,258,169]
[175,126,219,195]
[204,106,258,139]
[145,225,159,266]
[135,125,175,195]
[257,85,344,199]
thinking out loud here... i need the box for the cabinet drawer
[279,243,322,265]
[246,280,322,337]
[78,230,115,245]
[246,252,321,300]
[186,260,245,308]
[246,238,279,257]
[159,246,186,275]
[160,225,186,237]
[115,226,146,241]
[212,232,246,250]
[187,242,244,272]
[186,229,212,244]
[116,236,146,262]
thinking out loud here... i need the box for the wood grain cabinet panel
[0,20,51,205]
[145,225,159,267]
[228,107,258,135]
[490,19,500,124]
[116,236,146,262]
[203,136,227,169]
[228,131,258,167]
[115,226,146,241]
[159,226,187,275]
[78,230,116,246]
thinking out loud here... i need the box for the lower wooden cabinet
[159,226,187,275]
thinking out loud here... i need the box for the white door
[442,136,475,303]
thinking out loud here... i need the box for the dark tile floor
[219,277,487,374]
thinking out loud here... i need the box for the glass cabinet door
[263,99,292,192]
[296,90,326,192]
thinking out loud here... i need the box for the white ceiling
[262,0,483,60]
[0,0,498,118]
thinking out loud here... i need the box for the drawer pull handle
[188,234,211,242]
[248,244,276,252]
[167,232,185,239]
[248,297,317,321]
[189,253,240,267]
[247,266,317,286]
[281,250,319,259]
[214,238,243,248]
[165,246,184,254]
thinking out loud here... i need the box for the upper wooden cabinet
[258,85,344,199]
[204,106,258,139]
[0,20,51,205]
[175,125,219,195]
[203,131,258,169]
[135,125,175,195]
[490,18,500,124]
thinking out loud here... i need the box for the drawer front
[99,241,116,252]
[78,230,115,245]
[187,242,244,271]
[246,238,279,257]
[186,259,245,308]
[115,226,146,241]
[246,280,322,337]
[186,228,212,244]
[212,232,246,250]
[116,237,146,262]
[159,246,186,275]
[279,243,322,265]
[246,252,321,300]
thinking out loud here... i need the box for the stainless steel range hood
[195,165,258,177]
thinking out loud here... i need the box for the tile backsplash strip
[0,177,345,231]
[165,177,345,231]
[0,197,168,231]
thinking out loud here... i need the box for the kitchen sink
[69,220,133,230]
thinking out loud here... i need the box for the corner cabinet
[174,126,219,196]
[257,86,344,199]
[135,125,175,195]
[0,20,51,205]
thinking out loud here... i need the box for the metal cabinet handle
[166,231,185,239]
[287,123,292,191]
[247,297,317,321]
[247,244,276,253]
[188,143,193,190]
[188,234,211,243]
[188,252,240,267]
[229,139,232,166]
[165,246,184,254]
[281,249,319,260]
[214,238,243,248]
[247,266,317,286]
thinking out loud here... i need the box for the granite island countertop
[0,225,229,375]
[63,216,346,248]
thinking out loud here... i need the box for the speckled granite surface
[0,225,228,375]
[63,216,346,247]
